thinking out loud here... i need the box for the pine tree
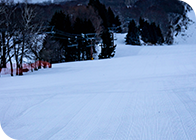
[139,18,164,45]
[73,17,83,34]
[88,0,118,58]
[86,19,95,33]
[156,25,164,44]
[88,0,109,28]
[114,15,122,32]
[114,15,121,26]
[50,11,72,33]
[50,11,73,62]
[126,20,140,45]
[73,18,95,34]
[64,15,72,33]
[107,7,115,27]
[107,7,122,32]
[139,18,150,44]
[99,29,116,59]
[50,11,66,31]
[149,22,157,44]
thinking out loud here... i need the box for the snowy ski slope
[1,31,196,140]
[1,9,196,140]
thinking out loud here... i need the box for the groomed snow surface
[1,12,196,140]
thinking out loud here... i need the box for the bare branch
[21,2,37,31]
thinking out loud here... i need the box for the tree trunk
[10,63,13,77]
[1,32,6,68]
[15,56,19,75]
[38,60,41,69]
[19,66,23,76]
[19,35,25,76]
[16,64,19,75]
[8,55,13,76]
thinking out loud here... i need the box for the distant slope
[114,33,142,58]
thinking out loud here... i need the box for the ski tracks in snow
[164,76,196,140]
[1,43,196,139]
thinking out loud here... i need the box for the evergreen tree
[114,15,121,27]
[89,0,118,58]
[86,19,95,33]
[107,7,115,27]
[64,15,72,33]
[148,22,157,44]
[139,18,150,43]
[156,25,164,44]
[73,17,84,34]
[88,0,109,28]
[107,7,122,32]
[72,17,96,61]
[99,29,116,59]
[139,18,164,45]
[41,35,62,63]
[73,18,95,34]
[50,11,71,32]
[148,22,164,45]
[49,11,73,62]
[114,15,122,32]
[126,20,140,45]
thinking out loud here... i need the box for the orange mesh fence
[0,61,51,76]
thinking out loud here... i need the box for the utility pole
[91,39,93,60]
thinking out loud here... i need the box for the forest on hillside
[0,0,193,76]
[60,0,192,34]
[24,0,192,43]
[0,0,120,76]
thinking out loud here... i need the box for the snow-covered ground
[1,8,196,140]
[1,28,196,139]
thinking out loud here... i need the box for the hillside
[11,0,192,42]
[174,10,196,44]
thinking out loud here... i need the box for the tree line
[0,0,121,76]
[43,0,121,63]
[126,18,164,45]
[0,0,191,76]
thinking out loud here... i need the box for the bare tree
[0,1,6,72]
[0,2,4,73]
[0,0,17,76]
[15,2,44,75]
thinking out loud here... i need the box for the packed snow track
[1,34,196,139]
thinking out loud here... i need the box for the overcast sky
[14,0,53,3]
